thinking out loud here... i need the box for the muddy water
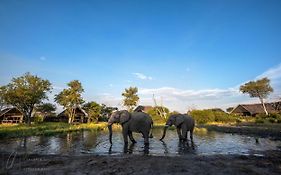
[0,129,280,156]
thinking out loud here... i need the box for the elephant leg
[142,132,149,145]
[122,128,129,144]
[128,131,137,144]
[182,126,188,141]
[190,129,194,141]
[176,127,183,141]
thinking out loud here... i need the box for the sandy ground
[1,150,281,175]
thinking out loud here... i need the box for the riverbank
[0,122,113,138]
[1,150,280,175]
[1,122,281,140]
[200,123,281,140]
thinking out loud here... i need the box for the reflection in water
[121,143,150,155]
[0,129,280,156]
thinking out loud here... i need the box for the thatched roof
[0,107,23,116]
[231,103,276,115]
[57,107,88,117]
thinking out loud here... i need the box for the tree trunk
[260,98,269,115]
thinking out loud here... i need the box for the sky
[0,0,281,112]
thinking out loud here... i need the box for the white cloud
[133,73,152,80]
[109,84,113,87]
[83,63,281,113]
[256,63,281,100]
[257,63,281,80]
[138,87,242,112]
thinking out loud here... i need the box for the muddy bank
[199,124,281,140]
[1,150,281,175]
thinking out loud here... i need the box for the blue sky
[0,0,281,112]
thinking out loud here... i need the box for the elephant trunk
[108,124,113,144]
[160,125,169,141]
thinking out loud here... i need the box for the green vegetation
[255,113,281,124]
[36,103,57,116]
[83,101,102,122]
[240,77,273,115]
[0,72,52,124]
[55,80,85,123]
[122,87,139,112]
[147,106,169,124]
[100,104,118,122]
[190,109,237,124]
[0,122,111,138]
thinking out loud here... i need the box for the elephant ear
[119,110,131,124]
[175,115,185,127]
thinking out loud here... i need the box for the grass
[0,122,114,138]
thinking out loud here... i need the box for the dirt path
[1,150,281,175]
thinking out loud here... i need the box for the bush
[190,109,237,124]
[146,107,169,124]
[33,114,44,123]
[255,113,281,124]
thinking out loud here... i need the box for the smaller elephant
[160,114,195,141]
[108,110,153,145]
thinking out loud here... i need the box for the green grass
[0,122,112,138]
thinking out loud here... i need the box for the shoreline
[1,122,281,140]
[1,150,281,175]
[199,123,281,140]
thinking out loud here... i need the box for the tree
[55,80,84,123]
[100,104,118,121]
[83,101,101,123]
[240,77,273,115]
[0,73,52,124]
[0,87,7,111]
[152,94,168,119]
[226,107,234,113]
[147,106,170,123]
[122,87,139,111]
[36,103,57,117]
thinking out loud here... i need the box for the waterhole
[0,128,280,156]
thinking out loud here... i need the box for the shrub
[189,109,237,124]
[255,113,281,124]
[146,107,169,124]
[33,114,44,123]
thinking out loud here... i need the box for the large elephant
[108,110,153,145]
[160,114,195,141]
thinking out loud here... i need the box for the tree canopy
[240,77,273,115]
[83,101,101,122]
[0,72,52,124]
[36,103,57,115]
[55,80,84,123]
[122,87,139,111]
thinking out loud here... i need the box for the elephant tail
[149,121,154,138]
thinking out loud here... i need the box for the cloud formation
[89,63,281,113]
[133,73,152,80]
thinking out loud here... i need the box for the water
[0,129,280,156]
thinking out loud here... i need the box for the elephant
[160,114,195,142]
[108,110,153,145]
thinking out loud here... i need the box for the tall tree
[240,77,273,115]
[0,87,6,111]
[55,80,84,123]
[122,87,139,112]
[83,101,101,123]
[0,73,52,124]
